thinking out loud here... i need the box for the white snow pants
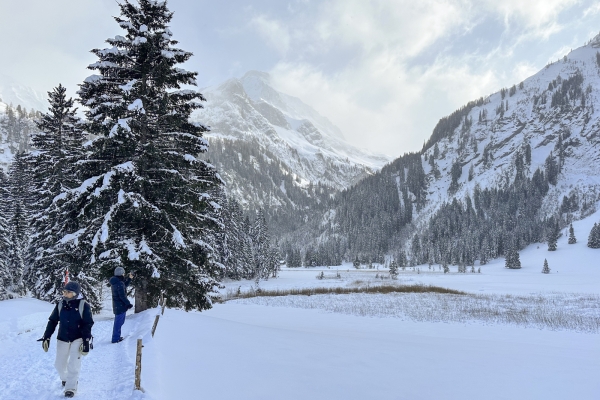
[55,339,83,393]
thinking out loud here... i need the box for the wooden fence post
[151,315,160,337]
[135,339,143,390]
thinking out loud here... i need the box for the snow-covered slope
[412,37,600,227]
[192,71,391,192]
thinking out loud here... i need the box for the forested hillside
[281,37,600,267]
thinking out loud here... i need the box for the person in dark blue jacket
[39,281,94,398]
[109,267,134,343]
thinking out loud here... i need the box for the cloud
[249,15,291,56]
[258,0,588,155]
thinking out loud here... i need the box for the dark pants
[112,312,126,343]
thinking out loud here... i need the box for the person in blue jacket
[109,267,134,343]
[38,281,94,398]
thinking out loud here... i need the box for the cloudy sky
[1,0,599,156]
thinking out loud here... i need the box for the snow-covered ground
[1,209,599,399]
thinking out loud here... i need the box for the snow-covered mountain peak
[0,74,48,113]
[193,71,392,191]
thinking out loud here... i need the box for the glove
[37,337,50,352]
[79,339,90,356]
[127,304,133,310]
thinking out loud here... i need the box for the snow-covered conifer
[389,259,398,279]
[568,223,576,244]
[4,153,29,297]
[24,84,91,304]
[0,171,14,299]
[71,0,222,312]
[547,219,559,251]
[542,259,550,274]
[588,223,600,249]
[504,243,521,269]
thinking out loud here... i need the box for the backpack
[58,299,86,319]
[57,299,94,349]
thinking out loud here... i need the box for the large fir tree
[4,152,29,297]
[25,84,91,305]
[70,0,222,312]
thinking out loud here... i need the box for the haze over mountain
[0,74,48,113]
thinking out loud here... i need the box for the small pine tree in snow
[588,223,600,249]
[353,257,360,269]
[389,259,399,279]
[568,223,576,244]
[542,259,550,274]
[71,0,222,312]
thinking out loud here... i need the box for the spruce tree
[504,243,521,269]
[542,259,550,274]
[588,223,600,249]
[252,209,271,280]
[0,171,14,299]
[547,219,559,251]
[389,259,398,279]
[568,223,576,244]
[4,153,29,297]
[71,0,222,312]
[24,84,91,304]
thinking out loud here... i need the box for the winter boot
[65,391,75,398]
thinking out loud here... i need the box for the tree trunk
[134,277,150,313]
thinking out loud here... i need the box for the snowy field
[1,209,599,399]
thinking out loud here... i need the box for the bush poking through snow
[219,283,466,302]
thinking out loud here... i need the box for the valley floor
[1,210,599,399]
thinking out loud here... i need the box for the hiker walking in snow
[38,281,94,398]
[109,267,134,343]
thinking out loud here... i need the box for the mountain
[0,74,48,113]
[287,34,600,265]
[191,71,391,210]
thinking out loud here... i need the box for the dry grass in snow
[230,290,600,333]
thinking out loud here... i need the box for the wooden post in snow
[151,315,160,337]
[134,339,143,390]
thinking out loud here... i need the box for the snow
[1,211,599,400]
[119,80,138,93]
[132,37,147,45]
[171,226,185,248]
[109,118,132,137]
[128,99,145,113]
[59,229,86,245]
[183,154,197,163]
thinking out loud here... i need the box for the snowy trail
[0,300,154,400]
